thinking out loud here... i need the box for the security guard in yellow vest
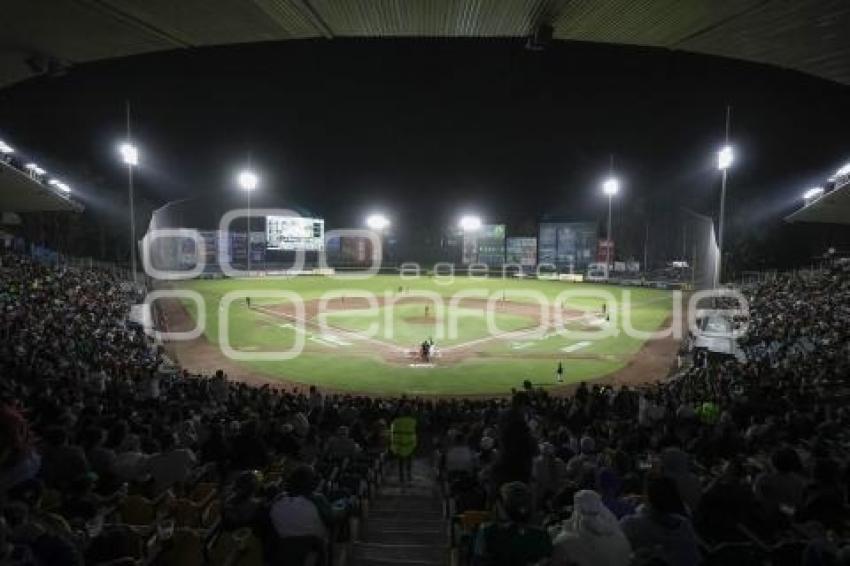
[391,404,417,484]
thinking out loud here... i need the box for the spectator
[223,471,264,531]
[0,405,40,495]
[532,442,566,510]
[659,447,702,513]
[270,465,335,541]
[39,427,89,491]
[146,432,197,494]
[474,482,552,566]
[566,436,598,483]
[754,447,806,514]
[620,476,699,566]
[445,430,476,477]
[551,489,631,566]
[391,404,417,485]
[325,426,361,461]
[595,468,635,520]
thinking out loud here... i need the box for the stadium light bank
[237,168,260,273]
[802,187,824,205]
[366,213,390,231]
[118,141,140,282]
[459,214,482,232]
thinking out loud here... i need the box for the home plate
[408,363,435,368]
[562,341,591,353]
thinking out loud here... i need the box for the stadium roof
[0,161,84,212]
[785,182,850,225]
[2,0,850,89]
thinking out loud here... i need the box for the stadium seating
[1,249,850,565]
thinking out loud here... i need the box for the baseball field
[165,274,677,395]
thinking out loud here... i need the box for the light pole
[716,144,734,288]
[715,106,733,289]
[238,169,259,273]
[366,213,390,264]
[119,139,139,282]
[602,176,619,276]
[459,215,482,264]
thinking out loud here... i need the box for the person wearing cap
[390,404,417,484]
[551,489,631,566]
[473,481,552,566]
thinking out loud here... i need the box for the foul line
[253,305,408,353]
[253,304,599,356]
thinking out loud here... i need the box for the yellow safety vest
[390,416,417,457]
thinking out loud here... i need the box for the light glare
[717,145,734,170]
[237,169,259,191]
[602,177,619,196]
[803,187,824,200]
[119,142,139,166]
[366,213,390,231]
[835,163,850,177]
[459,215,482,232]
[25,163,46,175]
[0,140,13,154]
[49,179,71,193]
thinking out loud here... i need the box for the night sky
[1,39,849,267]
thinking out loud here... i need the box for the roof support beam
[73,0,195,48]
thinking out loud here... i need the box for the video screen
[266,216,324,251]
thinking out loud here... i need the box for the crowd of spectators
[1,250,850,565]
[437,266,850,565]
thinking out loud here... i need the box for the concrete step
[359,527,445,546]
[368,501,443,514]
[359,521,448,546]
[352,542,448,565]
[364,516,446,529]
[367,510,444,523]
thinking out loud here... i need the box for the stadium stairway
[351,458,449,566]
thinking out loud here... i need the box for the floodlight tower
[602,176,619,274]
[715,106,734,289]
[118,102,140,283]
[459,215,482,264]
[366,213,391,264]
[237,169,259,273]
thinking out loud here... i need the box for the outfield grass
[175,275,674,394]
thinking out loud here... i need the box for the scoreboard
[266,216,324,251]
